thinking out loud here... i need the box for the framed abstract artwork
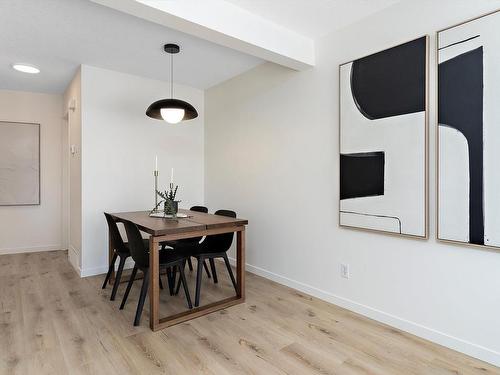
[0,121,40,206]
[437,10,500,249]
[339,36,428,238]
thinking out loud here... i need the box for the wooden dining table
[107,209,248,331]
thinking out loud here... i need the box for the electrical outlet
[340,263,350,279]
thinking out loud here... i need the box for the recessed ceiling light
[12,64,40,74]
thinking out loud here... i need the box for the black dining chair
[102,213,132,301]
[102,213,163,300]
[188,209,238,307]
[120,220,192,326]
[161,205,212,294]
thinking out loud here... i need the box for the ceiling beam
[90,0,315,70]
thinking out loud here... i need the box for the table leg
[149,236,160,330]
[149,226,246,331]
[237,228,246,300]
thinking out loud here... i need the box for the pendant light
[146,44,198,124]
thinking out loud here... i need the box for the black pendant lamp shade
[146,43,198,123]
[146,98,198,120]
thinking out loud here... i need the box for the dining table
[107,209,248,331]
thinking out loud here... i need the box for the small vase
[164,199,179,216]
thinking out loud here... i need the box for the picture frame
[437,9,500,250]
[339,36,429,239]
[0,121,41,206]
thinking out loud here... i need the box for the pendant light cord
[170,52,173,99]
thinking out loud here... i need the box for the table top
[107,209,248,236]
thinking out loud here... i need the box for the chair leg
[166,267,174,295]
[195,256,204,307]
[209,258,218,284]
[174,260,186,295]
[222,253,238,294]
[203,260,212,278]
[134,269,150,326]
[187,257,194,271]
[172,266,177,293]
[110,255,126,301]
[175,277,181,296]
[178,264,193,309]
[159,274,164,290]
[119,265,137,310]
[102,252,118,289]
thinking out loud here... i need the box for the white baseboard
[0,244,62,255]
[228,257,500,367]
[80,258,135,278]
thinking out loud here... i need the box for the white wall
[80,65,204,276]
[0,90,63,253]
[63,69,82,271]
[205,0,500,366]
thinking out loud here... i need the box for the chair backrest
[190,205,208,213]
[104,213,128,254]
[203,210,236,252]
[122,220,149,269]
[181,206,208,244]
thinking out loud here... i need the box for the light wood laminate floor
[0,250,498,375]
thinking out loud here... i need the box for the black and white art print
[438,10,500,248]
[339,36,428,237]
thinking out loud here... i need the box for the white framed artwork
[0,121,40,206]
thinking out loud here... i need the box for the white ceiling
[1,0,402,94]
[0,0,262,94]
[224,0,402,38]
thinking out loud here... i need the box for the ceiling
[0,0,402,94]
[223,0,402,38]
[0,0,262,94]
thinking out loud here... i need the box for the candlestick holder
[151,170,161,214]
